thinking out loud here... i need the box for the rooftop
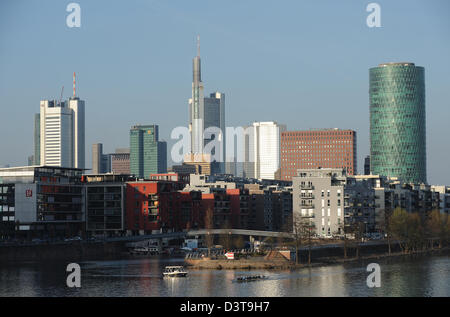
[378,62,415,67]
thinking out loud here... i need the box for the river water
[0,253,448,297]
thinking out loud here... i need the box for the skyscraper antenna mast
[197,35,200,57]
[73,72,76,98]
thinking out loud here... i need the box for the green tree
[389,208,425,253]
[389,207,409,253]
[426,210,447,249]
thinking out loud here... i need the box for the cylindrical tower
[369,62,426,184]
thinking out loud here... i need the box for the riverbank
[185,245,450,270]
[0,241,128,263]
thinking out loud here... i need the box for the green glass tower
[369,62,426,184]
[130,125,167,178]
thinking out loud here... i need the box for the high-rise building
[204,92,225,173]
[38,74,85,169]
[189,36,205,155]
[130,125,167,178]
[68,96,85,169]
[280,129,357,181]
[27,155,34,166]
[111,148,130,174]
[369,62,426,184]
[364,156,370,175]
[92,143,111,174]
[188,37,225,173]
[92,143,103,174]
[243,121,286,180]
[39,97,85,169]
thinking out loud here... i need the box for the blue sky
[0,0,449,185]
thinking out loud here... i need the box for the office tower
[364,156,370,175]
[187,37,225,173]
[280,129,357,181]
[33,113,40,165]
[369,62,426,184]
[92,143,103,174]
[27,155,34,166]
[40,99,73,167]
[68,95,85,169]
[189,36,205,155]
[92,143,112,174]
[130,125,167,178]
[243,121,286,180]
[111,148,130,174]
[39,73,85,169]
[204,92,225,173]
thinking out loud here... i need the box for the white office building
[243,121,286,180]
[39,97,85,169]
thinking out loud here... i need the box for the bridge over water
[105,229,293,244]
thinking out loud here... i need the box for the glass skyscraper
[130,124,167,178]
[369,62,426,184]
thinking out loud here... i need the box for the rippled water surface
[0,253,448,297]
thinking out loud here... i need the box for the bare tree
[334,222,349,259]
[377,208,392,254]
[219,219,232,251]
[204,206,214,257]
[292,213,313,265]
[353,221,365,259]
[304,217,315,265]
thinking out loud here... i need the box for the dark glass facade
[369,63,426,184]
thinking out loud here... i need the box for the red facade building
[125,181,249,234]
[280,129,357,181]
[126,181,184,234]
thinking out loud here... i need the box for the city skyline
[1,1,450,185]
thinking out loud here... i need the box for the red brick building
[126,181,185,234]
[200,189,246,229]
[280,129,357,181]
[125,181,249,234]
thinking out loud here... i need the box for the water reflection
[0,254,448,297]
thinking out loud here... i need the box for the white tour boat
[163,266,188,277]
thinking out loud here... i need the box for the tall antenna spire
[73,72,76,98]
[197,35,200,57]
